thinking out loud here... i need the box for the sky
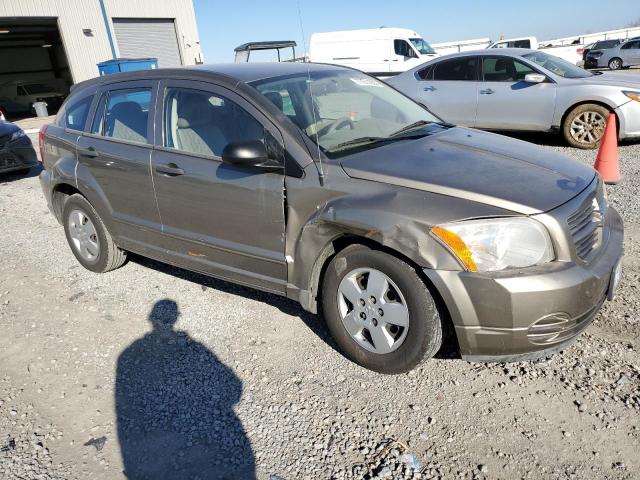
[193,0,639,63]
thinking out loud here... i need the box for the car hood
[580,71,640,88]
[0,121,19,137]
[340,127,595,215]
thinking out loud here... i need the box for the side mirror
[524,73,547,84]
[221,140,280,170]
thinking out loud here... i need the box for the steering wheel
[323,116,355,136]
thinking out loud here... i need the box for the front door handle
[155,163,185,176]
[423,85,436,92]
[78,147,98,158]
[479,88,495,95]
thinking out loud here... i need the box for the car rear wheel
[63,194,127,273]
[563,104,609,149]
[608,58,622,70]
[321,245,442,374]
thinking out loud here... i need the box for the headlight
[9,130,26,142]
[431,217,554,272]
[623,91,640,102]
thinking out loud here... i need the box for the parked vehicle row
[387,49,640,148]
[487,36,584,65]
[39,63,623,373]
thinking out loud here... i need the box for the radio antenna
[296,0,325,186]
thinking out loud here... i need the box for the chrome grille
[567,185,605,261]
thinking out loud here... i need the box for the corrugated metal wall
[112,18,182,68]
[0,0,202,83]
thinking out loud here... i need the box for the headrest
[264,91,284,112]
[176,95,211,129]
[110,101,143,118]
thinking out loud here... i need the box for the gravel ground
[0,135,639,480]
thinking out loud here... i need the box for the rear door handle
[423,85,436,92]
[479,88,495,95]
[155,163,185,176]
[78,147,98,158]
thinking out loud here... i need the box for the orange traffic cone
[594,113,621,185]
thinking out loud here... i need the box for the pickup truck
[487,36,584,65]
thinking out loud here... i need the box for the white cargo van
[309,27,438,77]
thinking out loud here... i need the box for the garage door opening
[0,17,71,120]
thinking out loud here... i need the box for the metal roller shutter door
[113,18,182,68]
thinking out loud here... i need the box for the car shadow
[130,255,340,353]
[130,255,462,362]
[0,164,42,182]
[115,299,256,479]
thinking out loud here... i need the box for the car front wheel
[63,194,127,273]
[321,245,442,374]
[563,103,609,149]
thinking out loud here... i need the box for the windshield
[251,70,439,156]
[410,38,436,55]
[22,84,54,94]
[522,51,593,79]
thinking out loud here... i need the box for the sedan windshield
[522,51,593,79]
[251,70,439,155]
[410,38,436,55]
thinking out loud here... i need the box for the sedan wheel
[570,111,606,146]
[563,104,610,149]
[608,58,622,70]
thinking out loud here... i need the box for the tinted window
[433,57,477,81]
[594,40,620,49]
[64,95,93,131]
[103,88,151,143]
[482,57,536,82]
[622,41,640,49]
[394,40,417,58]
[164,87,264,157]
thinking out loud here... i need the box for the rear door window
[433,57,478,81]
[102,88,152,143]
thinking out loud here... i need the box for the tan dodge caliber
[39,63,624,373]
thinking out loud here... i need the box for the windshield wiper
[389,120,433,137]
[326,136,387,152]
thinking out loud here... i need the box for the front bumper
[616,100,640,140]
[424,207,624,362]
[0,137,38,173]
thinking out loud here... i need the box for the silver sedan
[387,48,640,148]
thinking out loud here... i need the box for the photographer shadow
[115,299,255,479]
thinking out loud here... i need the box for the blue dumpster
[97,58,158,76]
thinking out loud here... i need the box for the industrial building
[0,0,202,115]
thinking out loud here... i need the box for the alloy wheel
[68,209,100,261]
[336,268,409,354]
[569,111,606,145]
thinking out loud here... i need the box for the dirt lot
[0,131,639,479]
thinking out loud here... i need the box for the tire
[562,103,610,149]
[62,194,127,273]
[321,245,442,374]
[608,57,622,70]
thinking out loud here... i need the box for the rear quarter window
[55,94,94,131]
